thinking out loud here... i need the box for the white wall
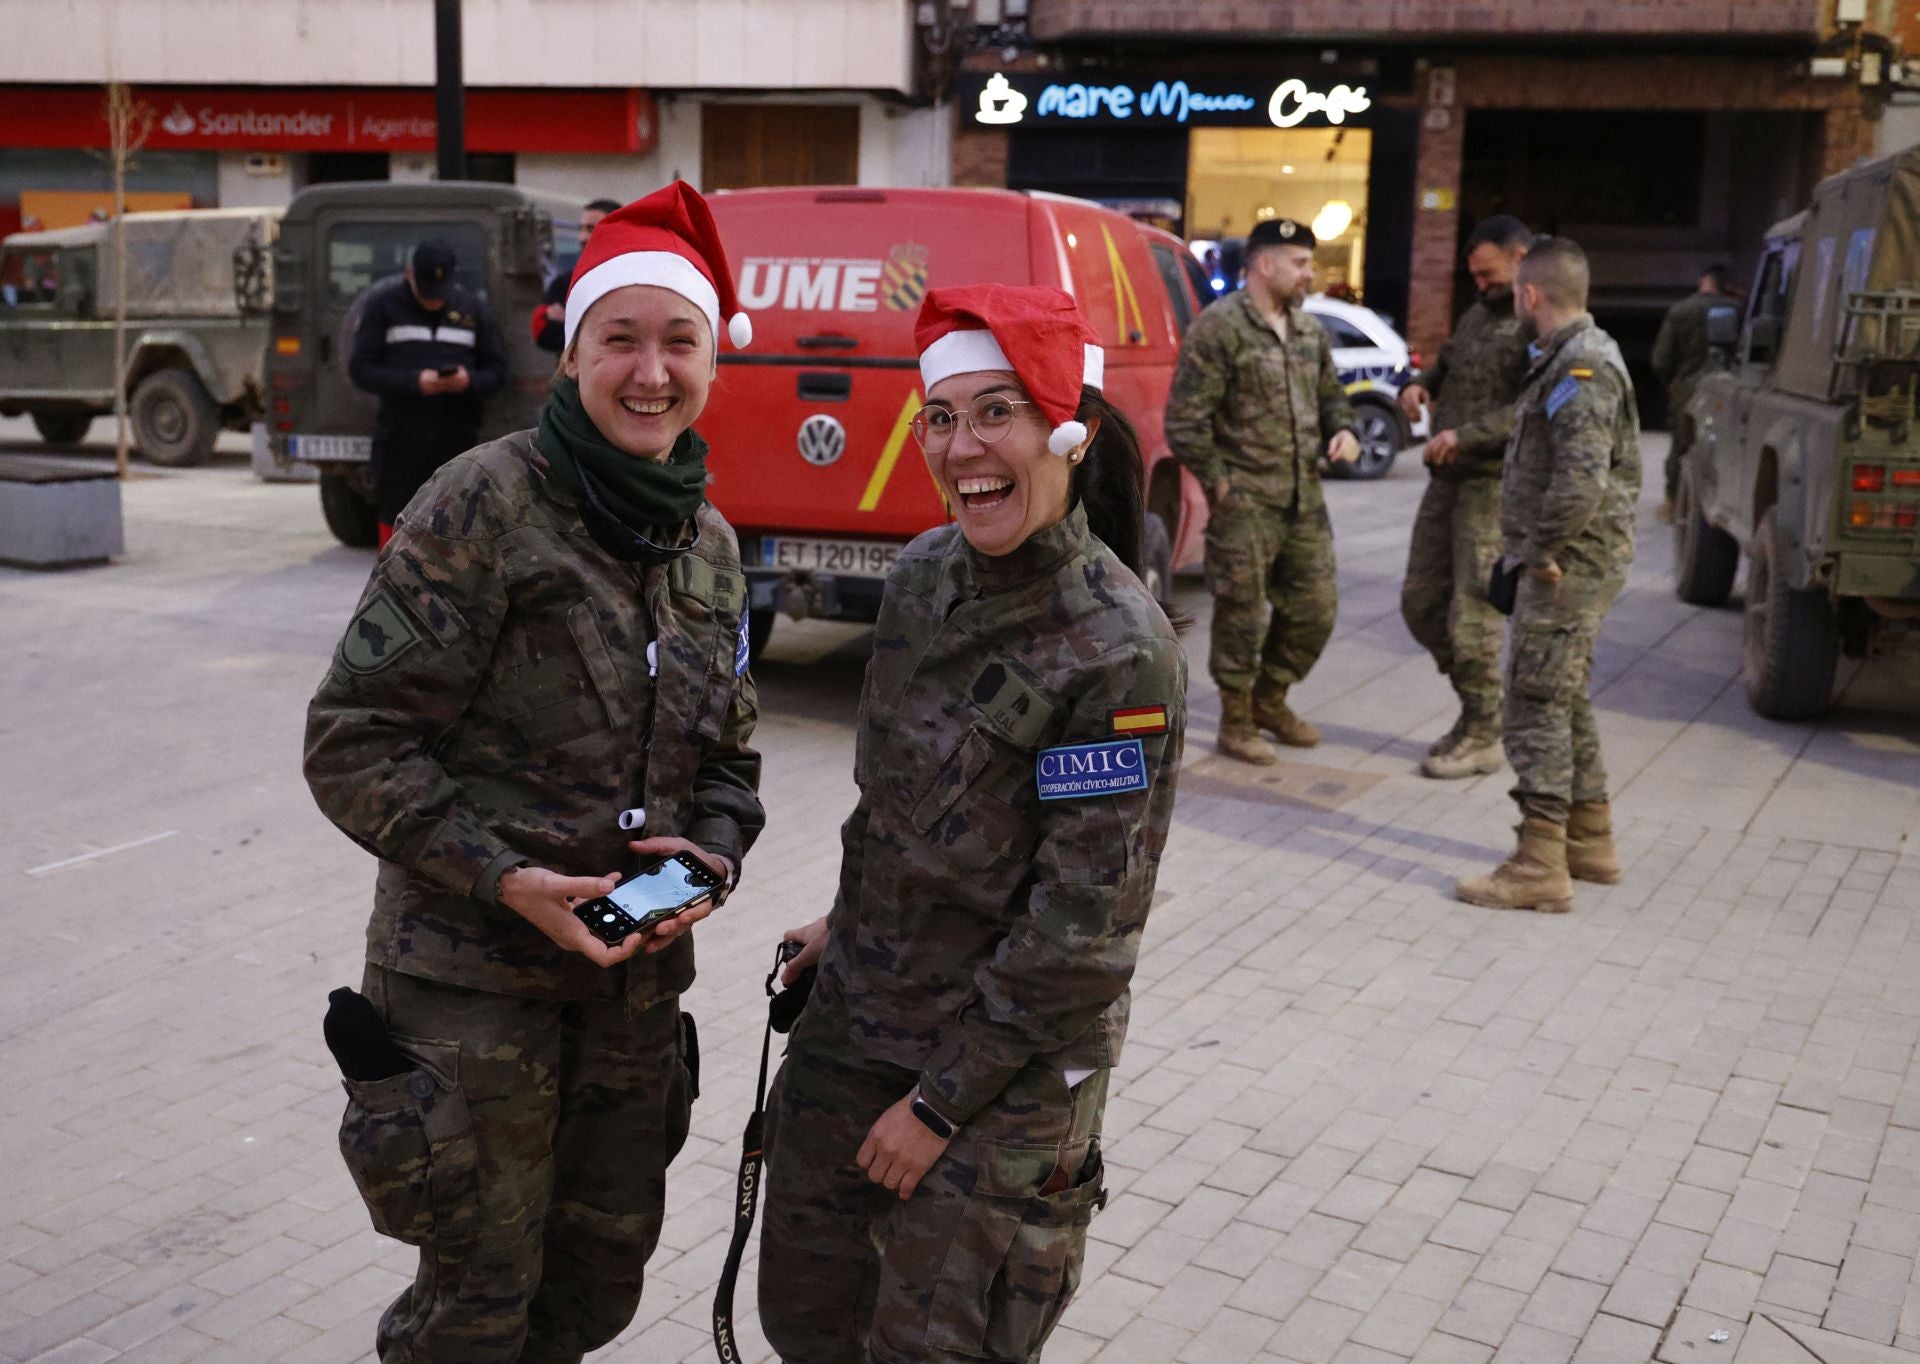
[0,0,917,93]
[213,151,296,209]
[1879,102,1920,156]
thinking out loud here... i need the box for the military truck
[260,181,584,546]
[0,208,277,464]
[1671,145,1920,719]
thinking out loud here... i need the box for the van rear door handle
[797,334,858,350]
[798,372,852,402]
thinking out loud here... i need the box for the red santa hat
[914,284,1104,457]
[564,180,751,350]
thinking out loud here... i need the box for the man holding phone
[348,238,508,546]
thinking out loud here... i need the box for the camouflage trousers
[1503,574,1622,824]
[759,1012,1108,1364]
[1203,494,1337,694]
[341,965,693,1364]
[1400,475,1505,732]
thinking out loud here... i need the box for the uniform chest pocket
[912,726,1036,873]
[486,603,628,750]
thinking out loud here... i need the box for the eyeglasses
[910,395,1036,452]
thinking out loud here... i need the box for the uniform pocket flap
[567,601,631,729]
[912,727,999,834]
[973,1139,1074,1199]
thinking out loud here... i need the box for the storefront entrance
[1187,125,1373,295]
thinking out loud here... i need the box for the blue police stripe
[1035,737,1148,801]
[1546,375,1582,420]
[735,611,751,675]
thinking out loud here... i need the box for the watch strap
[909,1090,956,1140]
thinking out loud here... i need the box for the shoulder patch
[340,590,422,675]
[1546,375,1584,419]
[1111,705,1169,736]
[1036,738,1148,801]
[735,610,751,676]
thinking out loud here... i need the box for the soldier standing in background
[1397,214,1533,779]
[533,197,621,353]
[1653,263,1730,521]
[1457,237,1640,915]
[1166,217,1360,765]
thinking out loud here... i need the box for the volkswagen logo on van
[797,414,846,467]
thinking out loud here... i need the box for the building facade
[0,0,942,235]
[954,0,1892,422]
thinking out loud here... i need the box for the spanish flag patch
[1569,367,1593,379]
[1111,705,1169,736]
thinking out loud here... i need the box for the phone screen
[606,858,711,919]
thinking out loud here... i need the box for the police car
[1302,293,1429,481]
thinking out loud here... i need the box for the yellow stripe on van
[1101,224,1148,345]
[858,388,923,512]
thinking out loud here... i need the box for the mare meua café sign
[957,71,1372,131]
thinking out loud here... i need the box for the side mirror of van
[1705,304,1739,349]
[500,206,549,279]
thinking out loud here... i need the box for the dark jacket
[348,277,508,454]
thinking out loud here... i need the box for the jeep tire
[319,470,380,549]
[131,368,218,467]
[1142,511,1174,610]
[32,412,93,446]
[1743,506,1839,720]
[1671,458,1739,606]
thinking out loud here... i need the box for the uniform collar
[962,500,1090,594]
[1526,313,1594,371]
[1236,288,1296,334]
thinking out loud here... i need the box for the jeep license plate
[288,434,373,463]
[760,536,902,579]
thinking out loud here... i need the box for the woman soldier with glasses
[758,284,1188,1363]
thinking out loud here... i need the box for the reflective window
[325,221,488,306]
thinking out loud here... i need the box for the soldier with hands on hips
[1457,236,1640,915]
[759,284,1187,1364]
[306,182,764,1363]
[1397,214,1533,779]
[1164,216,1360,765]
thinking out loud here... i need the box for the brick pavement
[1,428,1917,1362]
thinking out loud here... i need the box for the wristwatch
[908,1089,956,1140]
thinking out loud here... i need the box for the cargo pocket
[336,1038,479,1250]
[1509,626,1578,703]
[912,727,1032,873]
[926,1138,1107,1360]
[665,1011,699,1167]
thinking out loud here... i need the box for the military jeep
[260,181,584,547]
[0,208,277,464]
[1672,145,1920,719]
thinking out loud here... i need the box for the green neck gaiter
[537,376,710,534]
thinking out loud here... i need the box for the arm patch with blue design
[735,611,750,675]
[1036,738,1148,800]
[1546,375,1584,419]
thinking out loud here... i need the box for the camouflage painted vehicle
[0,208,277,464]
[259,181,584,547]
[1672,145,1920,719]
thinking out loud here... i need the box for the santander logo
[161,104,195,137]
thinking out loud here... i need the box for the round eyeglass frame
[910,396,1037,452]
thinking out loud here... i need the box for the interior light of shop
[1281,164,1295,174]
[1312,200,1355,240]
[1255,205,1276,221]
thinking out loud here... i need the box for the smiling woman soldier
[760,284,1188,1364]
[304,182,763,1364]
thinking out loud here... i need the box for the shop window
[1187,126,1372,296]
[325,220,489,306]
[701,104,858,190]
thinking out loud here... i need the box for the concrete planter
[0,458,124,568]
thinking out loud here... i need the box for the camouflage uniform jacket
[1165,290,1357,513]
[1501,315,1643,580]
[305,430,765,1003]
[808,504,1187,1126]
[1411,285,1531,481]
[1651,290,1718,413]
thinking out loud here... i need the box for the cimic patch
[1035,738,1148,801]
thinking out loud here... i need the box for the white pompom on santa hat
[563,180,751,350]
[914,284,1105,457]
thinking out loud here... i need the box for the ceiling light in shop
[1281,164,1295,174]
[1312,199,1354,240]
[1255,205,1277,221]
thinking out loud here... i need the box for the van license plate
[760,536,901,578]
[288,434,373,463]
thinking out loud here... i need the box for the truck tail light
[1896,503,1919,530]
[1892,467,1920,488]
[274,418,295,433]
[271,396,293,416]
[1850,500,1919,530]
[1852,462,1886,491]
[275,336,301,356]
[1850,500,1874,527]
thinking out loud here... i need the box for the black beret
[1248,218,1316,251]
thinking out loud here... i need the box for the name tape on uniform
[1036,737,1148,801]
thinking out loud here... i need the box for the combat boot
[1420,726,1505,779]
[1217,691,1278,766]
[1566,800,1623,884]
[1426,714,1468,758]
[1455,817,1575,913]
[1251,681,1320,748]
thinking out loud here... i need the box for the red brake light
[1852,463,1886,492]
[1891,468,1920,488]
[1896,504,1918,530]
[1408,351,1423,371]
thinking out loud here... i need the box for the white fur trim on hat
[1048,420,1089,457]
[1082,343,1105,390]
[565,251,721,347]
[919,329,1014,389]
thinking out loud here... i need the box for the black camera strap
[714,940,813,1364]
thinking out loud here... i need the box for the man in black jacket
[348,239,507,544]
[532,198,621,353]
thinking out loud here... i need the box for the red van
[701,187,1213,657]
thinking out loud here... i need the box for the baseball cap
[1248,218,1317,252]
[410,239,457,299]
